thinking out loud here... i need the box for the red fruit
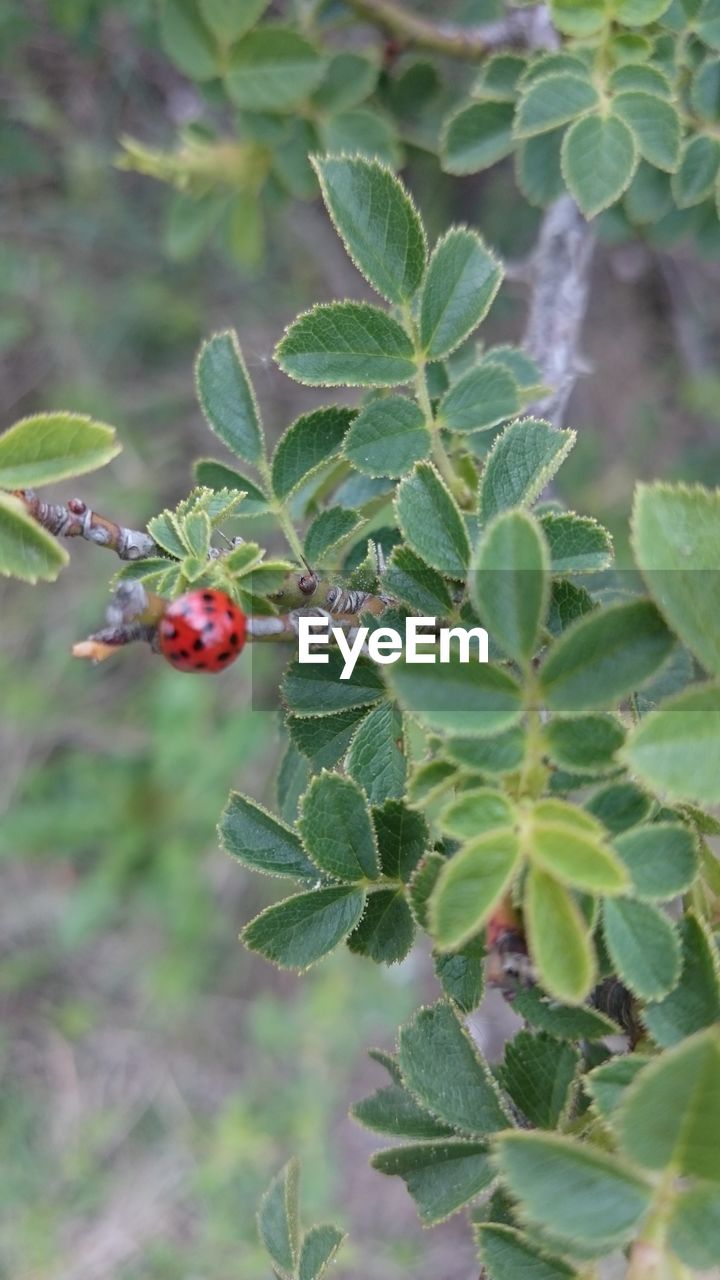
[158,589,247,673]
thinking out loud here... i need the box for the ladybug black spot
[193,638,204,651]
[217,651,231,662]
[202,591,214,602]
[229,632,239,646]
[178,649,190,659]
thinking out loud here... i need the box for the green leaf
[345,701,405,805]
[198,0,269,42]
[617,1027,720,1181]
[445,728,525,775]
[611,92,680,171]
[275,302,416,387]
[312,50,378,112]
[430,830,521,950]
[691,56,720,120]
[511,986,620,1040]
[281,651,384,716]
[671,135,720,206]
[585,1055,652,1120]
[477,1225,578,1280]
[614,0,672,21]
[373,799,429,881]
[584,781,650,834]
[668,1185,720,1270]
[540,512,613,573]
[0,491,69,583]
[613,822,698,900]
[539,600,674,713]
[319,108,401,169]
[562,114,638,218]
[0,412,120,488]
[347,888,415,963]
[439,362,519,435]
[545,714,625,775]
[698,0,720,50]
[495,1132,652,1252]
[257,1159,299,1278]
[398,1001,511,1135]
[528,799,629,894]
[643,913,720,1046]
[287,707,367,769]
[516,130,566,207]
[525,867,596,1003]
[298,1224,345,1280]
[434,937,485,1013]
[299,771,378,881]
[515,73,600,138]
[313,154,426,304]
[632,482,720,677]
[226,27,325,110]
[549,0,606,37]
[480,419,575,522]
[389,654,523,738]
[624,683,720,804]
[344,395,430,477]
[181,508,211,559]
[499,1031,579,1129]
[473,53,528,102]
[441,101,516,174]
[372,1140,495,1224]
[304,507,360,562]
[160,0,217,80]
[395,462,470,575]
[610,63,673,97]
[271,406,355,500]
[439,788,516,841]
[603,896,681,999]
[195,330,263,465]
[472,510,550,665]
[383,544,452,615]
[419,228,502,360]
[243,884,366,969]
[352,1079,454,1140]
[193,459,269,514]
[219,792,319,880]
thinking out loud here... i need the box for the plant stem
[346,0,553,59]
[403,308,471,504]
[258,459,309,568]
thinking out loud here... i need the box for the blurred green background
[1,3,720,1277]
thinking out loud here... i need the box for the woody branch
[14,489,157,560]
[346,0,558,58]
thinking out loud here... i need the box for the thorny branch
[522,195,596,427]
[347,0,558,58]
[15,489,157,561]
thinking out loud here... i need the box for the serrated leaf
[347,888,414,963]
[698,0,720,50]
[243,884,366,969]
[439,788,517,841]
[671,135,720,206]
[0,492,69,583]
[395,462,470,575]
[545,714,625,775]
[480,419,575,522]
[299,771,378,882]
[691,56,720,120]
[319,108,401,168]
[499,1031,579,1129]
[194,459,269,514]
[383,544,452,615]
[603,896,681,999]
[275,302,416,387]
[372,1140,495,1224]
[472,510,550,665]
[668,1185,720,1270]
[398,1001,511,1135]
[313,154,426,304]
[585,781,650,834]
[562,114,638,218]
[585,1055,652,1120]
[198,0,268,42]
[181,508,211,559]
[610,63,673,97]
[624,683,720,804]
[220,792,319,880]
[515,73,599,138]
[409,853,446,928]
[344,395,430,477]
[226,27,325,110]
[257,1159,299,1278]
[643,912,720,1046]
[495,1132,652,1252]
[614,0,672,21]
[312,50,378,112]
[611,91,680,171]
[196,330,263,465]
[434,936,485,1013]
[445,727,525,775]
[373,799,429,881]
[304,507,360,562]
[617,1027,720,1181]
[441,101,516,174]
[352,1081,454,1139]
[528,799,629,894]
[0,412,120,488]
[613,822,698,899]
[419,228,502,360]
[389,654,523,738]
[540,512,613,573]
[511,985,620,1039]
[430,830,521,950]
[516,129,566,207]
[271,406,355,501]
[298,1223,345,1280]
[282,651,384,716]
[539,600,674,712]
[525,867,596,1003]
[632,482,720,677]
[477,1224,578,1280]
[439,362,520,434]
[160,0,217,80]
[346,701,406,805]
[288,707,368,769]
[549,0,606,37]
[473,54,528,102]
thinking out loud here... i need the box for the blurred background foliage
[1,1,720,1276]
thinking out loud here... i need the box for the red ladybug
[158,589,247,673]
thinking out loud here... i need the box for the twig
[522,195,596,426]
[346,0,557,59]
[14,489,157,560]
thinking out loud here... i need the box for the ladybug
[158,589,247,673]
